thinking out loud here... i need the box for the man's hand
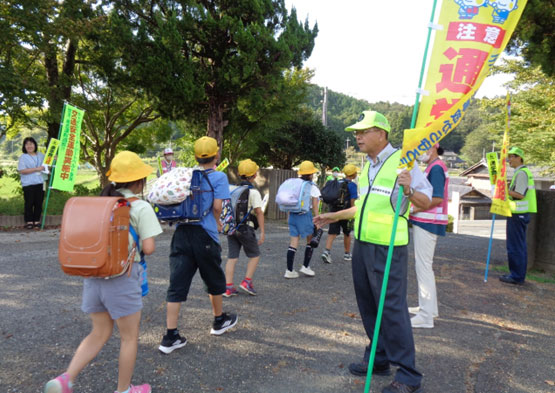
[258,232,265,245]
[397,169,412,191]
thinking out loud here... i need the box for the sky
[285,0,512,106]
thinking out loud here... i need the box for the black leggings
[22,183,44,223]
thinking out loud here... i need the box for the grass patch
[491,265,555,284]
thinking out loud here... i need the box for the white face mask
[418,153,430,163]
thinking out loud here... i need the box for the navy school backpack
[220,183,253,235]
[321,179,349,208]
[152,169,214,223]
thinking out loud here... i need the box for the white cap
[164,148,173,155]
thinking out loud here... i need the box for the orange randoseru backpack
[58,197,137,278]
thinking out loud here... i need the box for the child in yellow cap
[284,161,321,278]
[45,151,162,393]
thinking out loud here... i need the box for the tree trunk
[206,98,228,160]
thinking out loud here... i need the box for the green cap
[508,147,524,160]
[332,167,340,172]
[345,110,391,133]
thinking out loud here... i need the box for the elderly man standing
[500,147,537,285]
[314,110,432,393]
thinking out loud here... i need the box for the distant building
[442,150,465,169]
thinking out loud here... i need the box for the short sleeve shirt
[346,180,358,203]
[310,184,321,199]
[511,166,529,196]
[410,164,447,236]
[18,153,45,187]
[198,170,230,243]
[119,188,163,261]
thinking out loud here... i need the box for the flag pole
[41,103,67,229]
[484,214,496,282]
[364,1,439,392]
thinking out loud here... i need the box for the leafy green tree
[112,0,318,152]
[508,0,555,76]
[253,109,344,170]
[485,59,555,173]
[0,0,98,142]
[223,68,314,164]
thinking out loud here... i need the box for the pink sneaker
[44,373,73,393]
[115,384,152,393]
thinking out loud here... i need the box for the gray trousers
[352,240,422,386]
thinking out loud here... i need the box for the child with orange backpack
[44,151,163,393]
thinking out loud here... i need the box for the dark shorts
[166,225,226,302]
[227,226,260,259]
[328,219,354,236]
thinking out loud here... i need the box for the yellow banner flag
[486,152,499,185]
[490,94,512,216]
[52,103,85,192]
[400,0,527,168]
[43,138,60,166]
[216,158,229,172]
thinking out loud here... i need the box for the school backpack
[220,183,253,235]
[321,179,350,208]
[275,178,313,214]
[150,169,214,223]
[58,197,138,278]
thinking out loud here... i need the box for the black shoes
[210,312,238,335]
[348,361,391,377]
[499,274,524,285]
[382,380,422,393]
[158,332,187,354]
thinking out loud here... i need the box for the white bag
[147,167,194,205]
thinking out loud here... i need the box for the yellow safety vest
[509,166,537,213]
[354,150,409,246]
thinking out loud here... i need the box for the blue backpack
[220,184,253,235]
[275,178,313,214]
[153,169,214,223]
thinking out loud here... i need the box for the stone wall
[528,190,555,273]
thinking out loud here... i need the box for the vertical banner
[43,138,60,166]
[52,103,85,191]
[490,94,512,216]
[486,151,499,185]
[400,0,527,168]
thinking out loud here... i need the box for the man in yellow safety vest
[499,147,537,285]
[314,111,432,393]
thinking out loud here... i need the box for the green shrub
[447,214,454,232]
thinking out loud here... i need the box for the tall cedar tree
[111,0,318,154]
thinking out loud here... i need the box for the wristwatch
[404,187,415,198]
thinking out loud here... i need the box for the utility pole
[321,86,328,127]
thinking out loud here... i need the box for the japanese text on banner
[52,104,84,192]
[400,0,527,168]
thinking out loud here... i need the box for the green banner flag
[52,103,85,191]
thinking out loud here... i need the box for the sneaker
[410,314,434,329]
[158,333,187,354]
[44,373,73,393]
[115,384,152,393]
[239,279,257,296]
[409,306,438,318]
[382,380,422,393]
[344,252,352,261]
[299,265,315,277]
[211,312,238,335]
[223,285,238,297]
[348,361,391,377]
[321,252,332,264]
[284,269,299,279]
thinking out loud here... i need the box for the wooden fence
[227,168,297,220]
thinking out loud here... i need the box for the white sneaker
[284,269,299,279]
[408,306,438,318]
[411,314,434,328]
[299,265,315,277]
[321,252,332,264]
[344,252,352,261]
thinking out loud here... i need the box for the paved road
[0,220,553,393]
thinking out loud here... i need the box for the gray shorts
[227,226,260,259]
[81,263,143,320]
